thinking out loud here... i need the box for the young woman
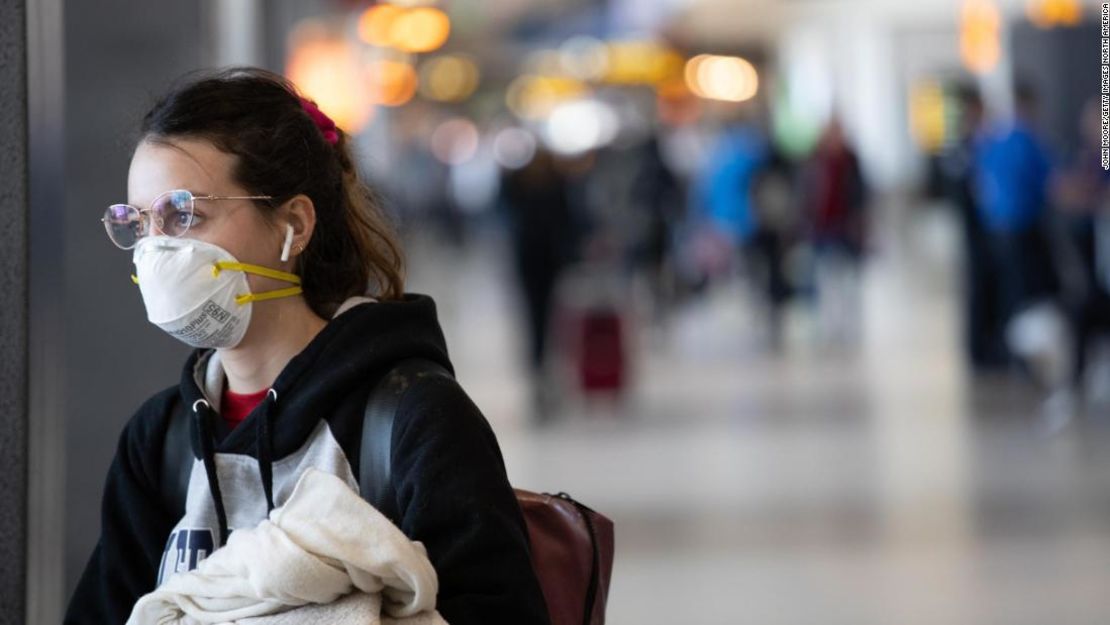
[65,68,550,624]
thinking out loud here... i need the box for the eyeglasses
[101,189,273,250]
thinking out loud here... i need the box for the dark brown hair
[139,67,405,317]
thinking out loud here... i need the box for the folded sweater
[127,468,447,625]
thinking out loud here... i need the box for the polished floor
[407,221,1110,625]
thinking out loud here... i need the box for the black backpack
[160,358,614,624]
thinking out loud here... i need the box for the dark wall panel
[1011,21,1101,158]
[0,0,29,622]
[62,0,205,597]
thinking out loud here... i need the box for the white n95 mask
[132,236,303,349]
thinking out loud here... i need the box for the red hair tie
[298,97,340,146]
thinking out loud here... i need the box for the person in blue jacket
[974,83,1058,328]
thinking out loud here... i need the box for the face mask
[132,236,302,349]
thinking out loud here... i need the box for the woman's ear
[280,194,316,259]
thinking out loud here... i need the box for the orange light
[684,54,759,103]
[390,7,451,53]
[286,24,373,133]
[419,55,480,102]
[684,55,708,98]
[960,0,1001,74]
[1026,0,1084,28]
[366,59,418,107]
[505,75,588,120]
[603,41,684,85]
[908,80,947,153]
[357,4,403,47]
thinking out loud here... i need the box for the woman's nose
[144,212,166,237]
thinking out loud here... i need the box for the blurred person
[377,106,450,239]
[695,119,768,252]
[747,145,800,349]
[630,136,682,321]
[1052,97,1110,398]
[500,148,582,419]
[689,115,775,331]
[800,117,868,346]
[940,84,1007,371]
[66,68,550,624]
[973,83,1069,396]
[665,119,734,298]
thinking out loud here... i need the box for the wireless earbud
[280,224,294,262]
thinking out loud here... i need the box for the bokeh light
[419,54,480,103]
[506,75,588,120]
[603,41,684,85]
[357,3,451,53]
[356,4,403,47]
[908,80,949,153]
[366,58,418,107]
[1025,0,1084,28]
[390,7,451,53]
[960,0,1001,74]
[430,117,480,165]
[492,127,537,169]
[286,21,374,133]
[684,54,759,103]
[542,99,619,156]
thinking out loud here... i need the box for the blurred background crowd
[267,0,1110,421]
[17,0,1110,623]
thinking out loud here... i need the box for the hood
[174,293,454,543]
[180,292,453,455]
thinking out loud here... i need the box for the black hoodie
[65,294,551,624]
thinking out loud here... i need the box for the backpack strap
[358,358,452,522]
[559,493,602,625]
[160,397,192,518]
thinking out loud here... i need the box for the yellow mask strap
[132,263,304,305]
[235,286,304,306]
[134,263,301,286]
[213,261,303,306]
[212,261,302,285]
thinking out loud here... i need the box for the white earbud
[280,224,294,263]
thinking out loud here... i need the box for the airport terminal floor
[408,217,1110,625]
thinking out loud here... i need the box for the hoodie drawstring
[257,389,278,514]
[192,399,230,546]
[191,390,280,547]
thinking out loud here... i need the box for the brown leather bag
[516,490,615,625]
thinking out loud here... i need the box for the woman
[65,68,550,624]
